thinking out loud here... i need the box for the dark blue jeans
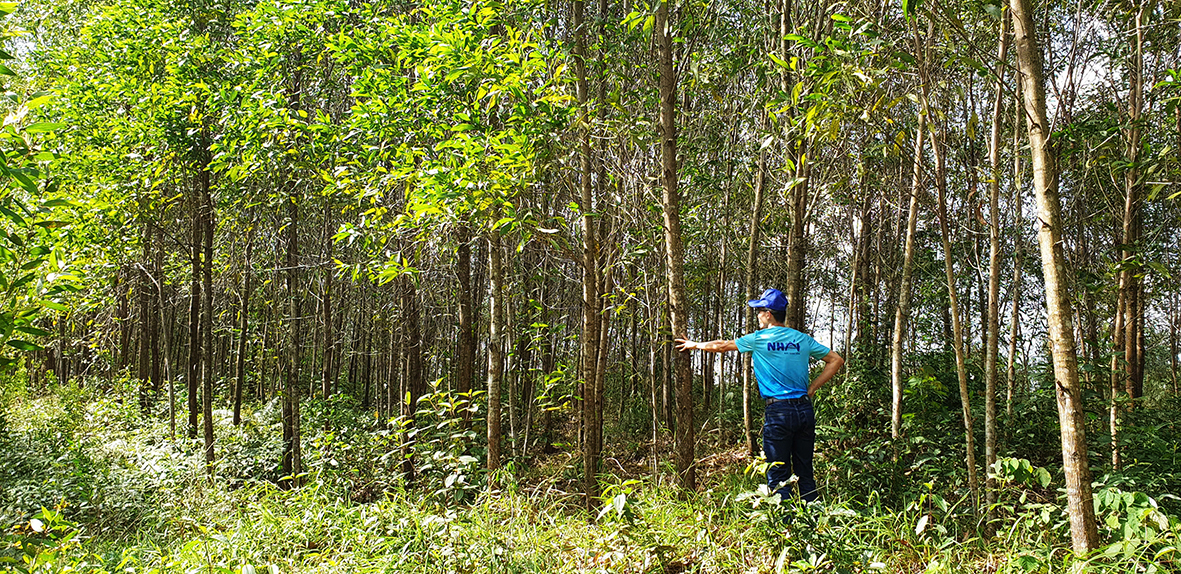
[762,399,818,502]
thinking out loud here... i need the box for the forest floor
[2,383,1179,574]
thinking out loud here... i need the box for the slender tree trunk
[933,115,979,502]
[1010,0,1099,553]
[572,0,604,508]
[234,231,254,426]
[457,226,475,424]
[984,14,1010,526]
[200,165,215,477]
[891,105,926,439]
[150,226,162,410]
[1007,101,1024,421]
[486,231,505,471]
[656,0,694,492]
[117,269,130,376]
[138,225,153,413]
[1121,5,1146,405]
[1170,293,1178,396]
[742,135,767,459]
[1111,286,1125,470]
[188,184,204,440]
[281,193,303,486]
[322,204,334,402]
[401,275,422,483]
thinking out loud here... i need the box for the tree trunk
[1170,292,1178,396]
[401,275,422,483]
[321,204,335,402]
[188,183,204,440]
[984,13,1010,525]
[1007,100,1024,422]
[457,226,475,424]
[137,224,153,413]
[1120,4,1146,406]
[572,0,604,509]
[742,135,767,459]
[656,0,694,492]
[1110,286,1125,470]
[931,104,978,502]
[281,193,303,486]
[1010,0,1099,553]
[201,165,215,477]
[890,100,926,440]
[486,231,505,471]
[234,230,254,426]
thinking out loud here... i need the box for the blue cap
[747,288,787,311]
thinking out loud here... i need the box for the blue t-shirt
[735,327,830,399]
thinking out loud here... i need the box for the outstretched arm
[674,338,738,353]
[807,350,844,398]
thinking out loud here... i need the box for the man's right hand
[674,338,696,352]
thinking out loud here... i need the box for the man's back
[736,326,830,400]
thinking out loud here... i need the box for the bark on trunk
[457,226,475,424]
[984,13,1010,525]
[321,204,335,402]
[201,166,215,477]
[401,275,422,483]
[281,193,303,486]
[1121,5,1146,405]
[486,232,505,471]
[137,225,153,413]
[933,118,979,502]
[743,131,767,459]
[1010,0,1099,553]
[187,185,203,440]
[890,105,926,439]
[656,0,694,492]
[572,0,604,508]
[1006,101,1024,422]
[234,231,254,426]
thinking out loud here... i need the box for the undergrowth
[1,378,1179,574]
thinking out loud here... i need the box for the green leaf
[24,94,52,109]
[0,206,25,227]
[42,199,74,208]
[1035,467,1051,488]
[11,172,37,194]
[16,326,51,337]
[7,340,42,351]
[901,0,923,19]
[25,122,66,134]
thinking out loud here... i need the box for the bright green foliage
[0,3,74,369]
[331,0,570,271]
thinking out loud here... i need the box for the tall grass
[2,381,1179,574]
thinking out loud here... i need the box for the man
[675,287,844,502]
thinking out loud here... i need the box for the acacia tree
[335,0,568,472]
[1010,0,1099,553]
[655,0,695,492]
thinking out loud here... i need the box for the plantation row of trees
[3,0,1179,559]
